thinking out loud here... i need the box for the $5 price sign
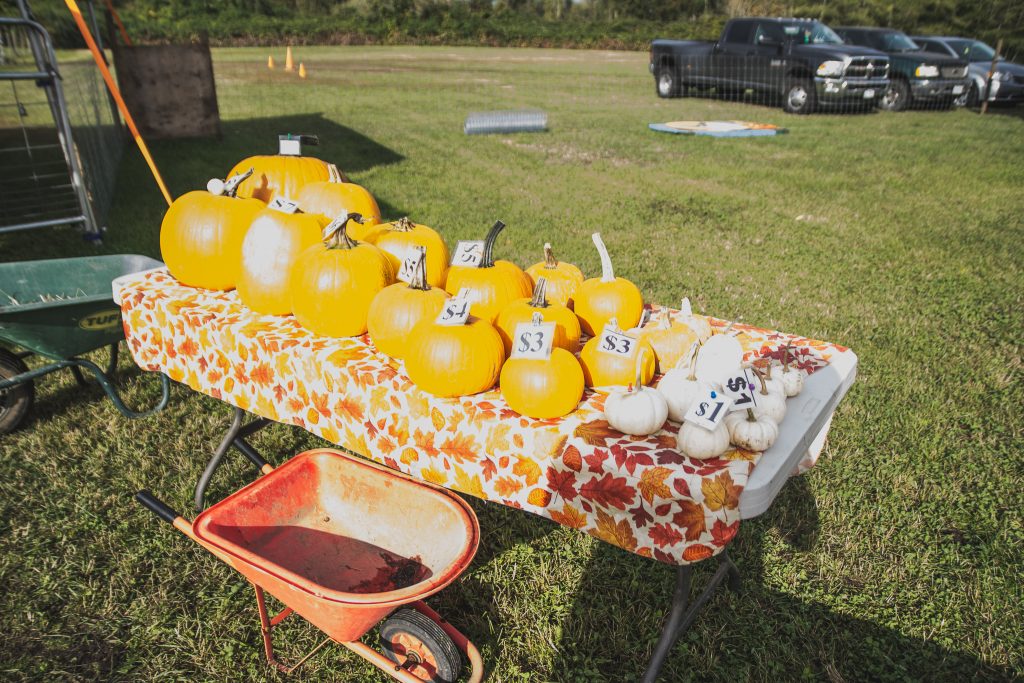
[683,389,734,431]
[396,250,424,284]
[510,321,556,360]
[452,241,485,268]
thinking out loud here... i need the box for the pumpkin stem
[752,367,769,396]
[606,317,620,333]
[782,343,792,371]
[408,246,430,291]
[633,348,646,392]
[323,212,365,250]
[746,408,757,422]
[679,297,693,317]
[592,233,615,283]
[678,341,700,381]
[392,216,416,232]
[529,277,550,308]
[223,168,253,197]
[542,242,558,268]
[481,220,506,268]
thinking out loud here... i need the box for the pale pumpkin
[159,169,264,290]
[724,408,778,452]
[656,342,706,422]
[574,233,644,335]
[495,277,581,356]
[693,333,744,386]
[405,315,505,398]
[289,213,395,338]
[525,242,584,309]
[751,368,787,424]
[779,344,805,397]
[676,297,713,342]
[370,217,450,288]
[629,309,700,374]
[237,204,325,315]
[579,318,656,388]
[367,247,449,359]
[228,134,333,203]
[676,420,730,460]
[604,350,668,436]
[500,346,584,419]
[444,220,533,322]
[296,180,382,239]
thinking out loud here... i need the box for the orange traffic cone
[298,63,307,79]
[268,55,275,69]
[285,46,294,71]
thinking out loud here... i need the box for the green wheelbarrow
[0,254,171,434]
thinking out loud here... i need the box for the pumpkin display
[159,169,265,290]
[724,408,779,452]
[779,344,805,397]
[579,318,655,388]
[629,309,700,374]
[499,329,584,419]
[525,242,584,309]
[494,277,581,356]
[296,180,382,239]
[693,332,744,386]
[405,315,505,398]
[370,217,450,288]
[289,213,395,338]
[751,368,787,424]
[237,204,326,315]
[677,297,713,342]
[656,342,706,422]
[367,247,449,359]
[574,233,644,336]
[444,220,532,322]
[676,420,730,461]
[604,350,668,436]
[228,134,333,204]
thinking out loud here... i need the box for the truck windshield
[780,21,843,45]
[875,31,919,52]
[945,39,998,62]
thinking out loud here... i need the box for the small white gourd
[725,408,779,452]
[751,368,787,424]
[605,350,668,436]
[676,420,730,460]
[676,297,712,342]
[656,342,706,422]
[779,344,805,397]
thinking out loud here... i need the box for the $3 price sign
[452,241,485,268]
[436,289,474,326]
[510,321,556,360]
[683,389,734,431]
[597,327,636,357]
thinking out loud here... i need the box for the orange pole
[65,0,172,206]
[102,0,132,46]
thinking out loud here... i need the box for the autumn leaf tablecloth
[115,269,845,566]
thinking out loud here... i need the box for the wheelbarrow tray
[0,255,162,360]
[192,449,479,643]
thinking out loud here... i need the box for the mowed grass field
[1,46,1023,681]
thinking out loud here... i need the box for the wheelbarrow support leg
[254,584,329,674]
[640,549,741,683]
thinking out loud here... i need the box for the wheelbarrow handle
[136,489,180,525]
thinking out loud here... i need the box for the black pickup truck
[650,17,891,114]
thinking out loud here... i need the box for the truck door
[752,21,788,91]
[715,19,756,88]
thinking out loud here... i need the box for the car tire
[656,66,678,98]
[782,79,815,115]
[964,82,981,108]
[881,78,911,112]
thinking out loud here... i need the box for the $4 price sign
[510,320,556,360]
[721,368,758,412]
[452,240,485,268]
[683,389,734,431]
[436,289,474,326]
[597,326,637,358]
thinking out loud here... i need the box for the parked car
[911,36,1024,107]
[833,27,970,111]
[650,17,890,114]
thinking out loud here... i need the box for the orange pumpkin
[444,220,532,322]
[500,346,584,419]
[370,217,450,288]
[228,134,333,203]
[574,233,644,336]
[629,309,700,374]
[579,318,656,388]
[525,242,585,309]
[237,205,325,315]
[289,213,395,337]
[494,277,581,356]
[159,170,265,290]
[296,180,382,240]
[367,246,449,359]
[405,315,505,398]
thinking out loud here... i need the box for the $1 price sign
[452,241,485,268]
[597,326,637,357]
[683,389,734,431]
[721,368,757,412]
[436,289,474,326]
[268,197,300,214]
[510,321,556,360]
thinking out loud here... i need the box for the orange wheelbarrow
[136,448,483,683]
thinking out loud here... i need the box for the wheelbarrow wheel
[380,608,462,683]
[0,349,33,434]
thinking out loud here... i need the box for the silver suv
[912,36,1024,106]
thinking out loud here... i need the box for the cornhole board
[649,121,786,137]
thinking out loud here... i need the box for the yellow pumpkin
[405,315,505,398]
[369,217,450,288]
[237,205,325,315]
[367,246,449,359]
[228,134,333,203]
[525,242,585,309]
[444,220,532,323]
[296,180,382,240]
[579,318,656,388]
[494,277,582,356]
[159,170,265,290]
[629,310,700,374]
[575,233,644,336]
[500,347,584,419]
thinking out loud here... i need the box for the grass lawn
[1,45,1022,681]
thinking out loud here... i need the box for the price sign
[452,240,485,267]
[683,389,734,431]
[510,321,555,360]
[396,250,423,284]
[721,368,757,412]
[436,289,474,326]
[268,196,300,214]
[597,326,637,357]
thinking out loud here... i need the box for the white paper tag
[721,368,758,412]
[597,326,637,357]
[268,197,299,214]
[452,240,485,268]
[327,163,344,183]
[683,389,734,431]
[510,321,556,360]
[396,251,420,284]
[436,289,473,326]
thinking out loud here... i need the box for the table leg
[193,407,271,510]
[640,549,741,683]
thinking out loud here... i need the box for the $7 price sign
[721,368,758,412]
[597,327,636,357]
[683,389,734,431]
[452,240,485,268]
[510,321,555,360]
[436,289,474,326]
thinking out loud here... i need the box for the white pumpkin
[694,332,743,386]
[677,297,712,342]
[676,420,730,460]
[605,350,668,436]
[751,369,787,424]
[725,408,779,452]
[656,342,706,422]
[779,344,805,397]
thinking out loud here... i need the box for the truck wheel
[881,79,911,112]
[964,83,980,108]
[656,67,678,98]
[782,79,815,115]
